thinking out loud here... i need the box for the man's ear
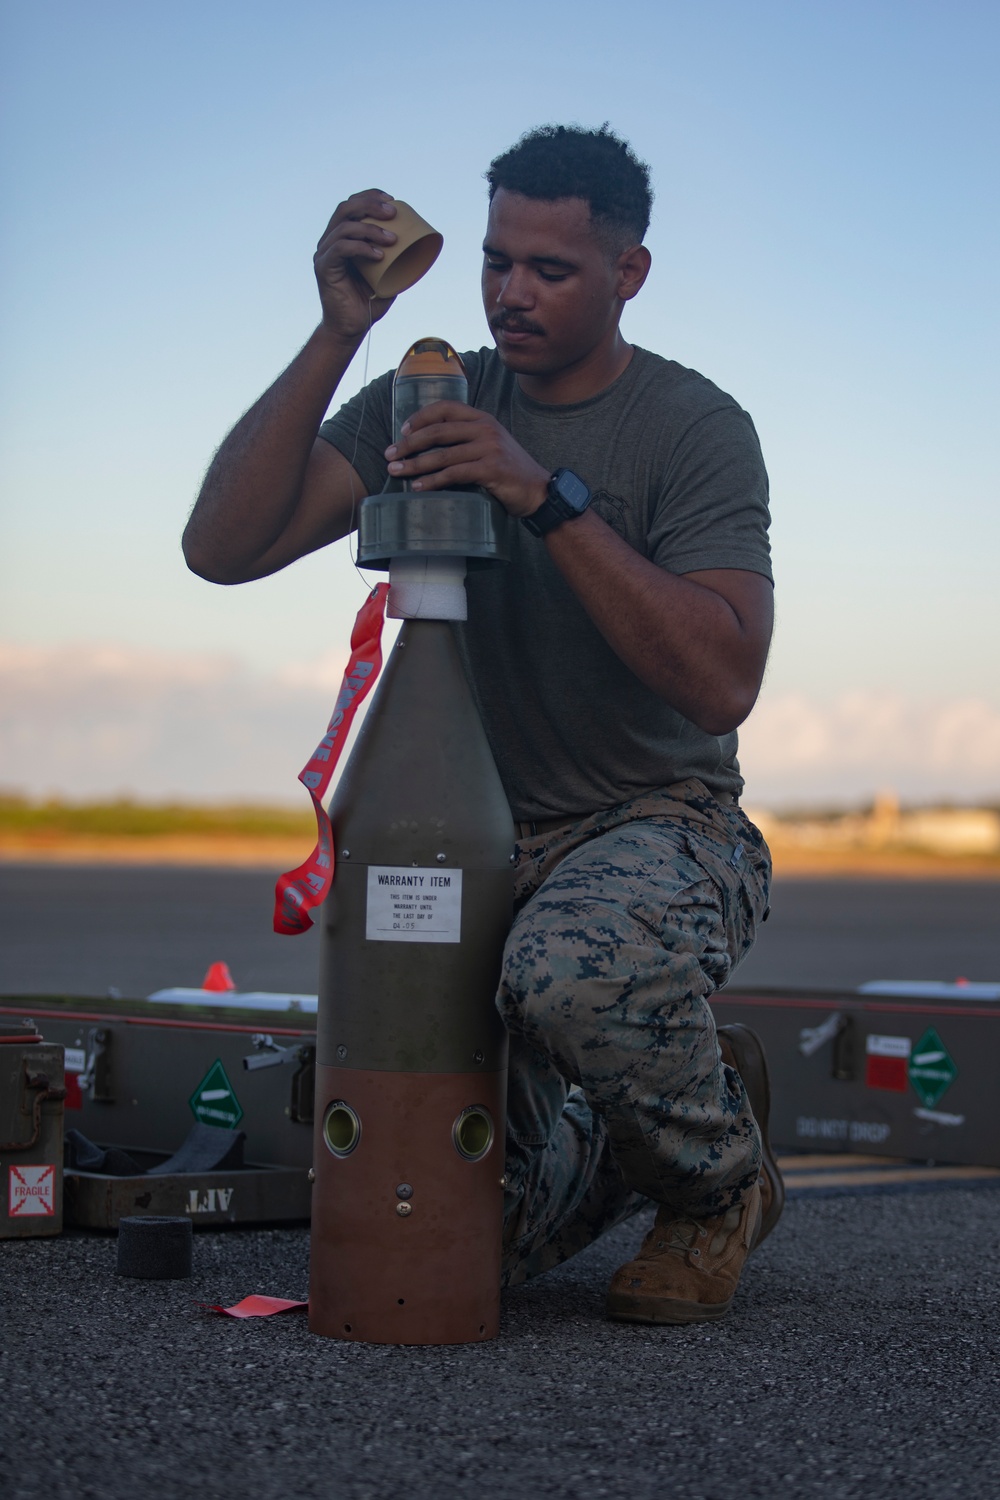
[616,244,652,302]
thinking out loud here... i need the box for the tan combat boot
[606,1180,762,1325]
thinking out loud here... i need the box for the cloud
[1,644,998,806]
[0,642,352,803]
[739,689,1000,805]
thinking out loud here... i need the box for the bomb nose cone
[391,337,469,451]
[360,334,508,575]
[394,338,466,382]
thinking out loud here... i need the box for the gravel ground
[4,1190,1000,1500]
[4,866,999,1496]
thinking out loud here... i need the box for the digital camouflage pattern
[498,778,771,1286]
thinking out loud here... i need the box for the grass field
[0,794,313,840]
[1,795,998,876]
[0,795,314,866]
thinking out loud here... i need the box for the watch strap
[521,496,568,537]
[521,469,591,537]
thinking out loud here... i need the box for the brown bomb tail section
[309,1065,506,1345]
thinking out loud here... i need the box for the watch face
[552,469,591,514]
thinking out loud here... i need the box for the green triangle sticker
[908,1027,958,1108]
[189,1059,244,1129]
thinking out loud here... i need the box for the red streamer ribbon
[199,1296,308,1319]
[273,583,390,935]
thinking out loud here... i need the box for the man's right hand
[313,190,399,340]
[184,191,401,585]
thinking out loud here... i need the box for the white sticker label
[914,1108,965,1128]
[8,1164,56,1217]
[865,1034,912,1058]
[366,866,463,943]
[64,1047,86,1074]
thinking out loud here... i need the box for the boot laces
[652,1205,741,1260]
[653,1218,710,1257]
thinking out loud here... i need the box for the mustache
[490,313,544,336]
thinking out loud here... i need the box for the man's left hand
[385,402,549,517]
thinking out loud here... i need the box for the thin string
[344,298,426,616]
[346,295,377,592]
[341,304,449,619]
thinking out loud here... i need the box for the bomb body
[309,342,514,1345]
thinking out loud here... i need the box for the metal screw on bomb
[308,339,515,1348]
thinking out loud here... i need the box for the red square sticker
[864,1033,912,1092]
[865,1054,909,1091]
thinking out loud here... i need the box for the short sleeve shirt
[319,345,772,821]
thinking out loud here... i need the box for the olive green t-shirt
[319,345,772,821]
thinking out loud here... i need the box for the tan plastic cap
[395,338,466,380]
[358,200,444,298]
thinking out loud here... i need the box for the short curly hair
[486,124,653,250]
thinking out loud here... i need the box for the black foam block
[64,1128,140,1176]
[116,1216,193,1279]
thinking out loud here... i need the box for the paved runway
[1,863,997,998]
[3,864,999,1497]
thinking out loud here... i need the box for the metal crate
[0,995,316,1169]
[65,1149,310,1230]
[1,1023,65,1236]
[711,985,1000,1167]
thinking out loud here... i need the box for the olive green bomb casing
[309,340,515,1346]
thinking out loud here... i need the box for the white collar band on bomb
[387,556,468,621]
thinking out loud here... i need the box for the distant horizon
[3,788,999,817]
[2,635,998,812]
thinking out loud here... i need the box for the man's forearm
[379,403,773,731]
[544,509,772,735]
[182,324,362,583]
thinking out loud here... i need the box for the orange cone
[202,961,236,992]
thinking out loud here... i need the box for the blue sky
[1,1,998,803]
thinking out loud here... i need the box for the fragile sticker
[864,1033,911,1092]
[8,1164,56,1217]
[366,866,463,944]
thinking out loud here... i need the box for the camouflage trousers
[498,778,771,1286]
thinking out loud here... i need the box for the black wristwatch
[521,468,592,537]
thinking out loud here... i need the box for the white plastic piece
[388,556,467,620]
[858,980,1000,1001]
[147,988,318,1013]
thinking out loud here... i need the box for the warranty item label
[366,866,463,944]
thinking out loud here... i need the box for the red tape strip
[199,1296,308,1319]
[273,583,389,935]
